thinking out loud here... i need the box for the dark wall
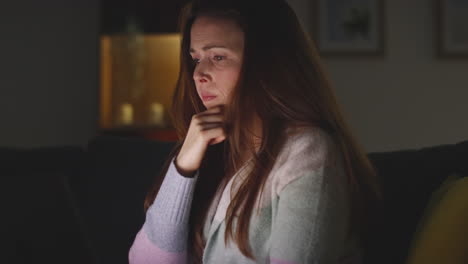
[0,0,100,148]
[101,0,189,34]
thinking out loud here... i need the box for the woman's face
[190,16,244,109]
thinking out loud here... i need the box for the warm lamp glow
[99,33,181,129]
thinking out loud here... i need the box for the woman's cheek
[213,60,230,69]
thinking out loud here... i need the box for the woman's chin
[205,102,225,109]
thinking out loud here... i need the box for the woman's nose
[194,59,211,82]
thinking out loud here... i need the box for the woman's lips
[202,96,217,101]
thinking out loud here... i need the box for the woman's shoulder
[282,125,338,162]
[270,125,342,195]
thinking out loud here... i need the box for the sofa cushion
[365,140,468,264]
[406,173,468,264]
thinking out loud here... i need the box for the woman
[129,0,381,263]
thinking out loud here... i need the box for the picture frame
[313,0,385,56]
[435,0,468,58]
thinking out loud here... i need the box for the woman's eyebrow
[189,45,229,53]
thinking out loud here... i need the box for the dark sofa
[1,135,467,264]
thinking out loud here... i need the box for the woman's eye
[213,56,225,61]
[192,58,200,64]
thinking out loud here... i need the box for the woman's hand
[175,105,226,177]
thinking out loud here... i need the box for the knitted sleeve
[129,156,199,264]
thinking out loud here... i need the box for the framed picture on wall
[436,0,468,58]
[313,0,385,56]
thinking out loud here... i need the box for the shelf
[99,126,178,142]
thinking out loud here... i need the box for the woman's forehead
[190,16,244,52]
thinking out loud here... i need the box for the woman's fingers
[198,105,224,116]
[200,127,226,145]
[174,105,227,175]
[193,105,225,127]
[195,115,224,125]
[209,136,226,145]
[199,122,223,130]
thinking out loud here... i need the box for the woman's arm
[129,156,199,264]
[129,105,226,263]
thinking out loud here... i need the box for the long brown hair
[144,0,382,262]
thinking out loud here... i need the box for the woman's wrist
[174,157,197,178]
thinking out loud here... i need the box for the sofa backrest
[366,140,468,264]
[75,135,175,264]
[68,135,468,264]
[0,146,94,264]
